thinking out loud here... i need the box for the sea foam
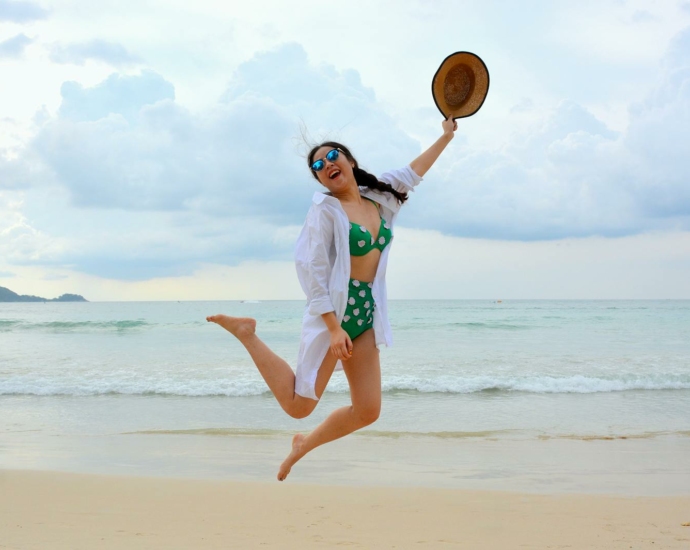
[2,373,689,397]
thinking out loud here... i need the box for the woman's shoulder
[309,191,350,213]
[304,194,342,226]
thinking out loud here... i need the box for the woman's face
[312,146,356,192]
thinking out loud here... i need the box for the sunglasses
[311,148,342,172]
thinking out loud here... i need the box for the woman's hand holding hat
[442,114,458,137]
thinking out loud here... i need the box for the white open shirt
[293,165,423,400]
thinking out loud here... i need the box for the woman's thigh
[314,350,339,399]
[342,329,381,412]
[290,350,339,417]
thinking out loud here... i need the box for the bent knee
[286,400,316,420]
[288,409,311,420]
[355,404,380,426]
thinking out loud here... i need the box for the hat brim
[432,52,490,120]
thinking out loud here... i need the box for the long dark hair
[307,141,408,204]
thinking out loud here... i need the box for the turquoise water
[1,300,689,493]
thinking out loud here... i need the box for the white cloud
[0,0,47,23]
[48,39,141,68]
[0,191,67,263]
[56,70,174,122]
[0,43,418,278]
[0,33,32,58]
[403,27,690,239]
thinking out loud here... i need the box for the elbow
[408,163,426,180]
[308,295,335,316]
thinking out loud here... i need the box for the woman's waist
[349,254,380,283]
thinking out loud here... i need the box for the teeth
[329,171,341,179]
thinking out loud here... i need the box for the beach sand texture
[2,470,689,549]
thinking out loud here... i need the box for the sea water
[1,300,689,494]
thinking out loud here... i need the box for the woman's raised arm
[409,115,458,178]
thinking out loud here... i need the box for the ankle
[238,330,258,346]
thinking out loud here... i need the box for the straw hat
[432,52,490,119]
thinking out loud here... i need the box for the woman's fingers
[331,332,354,361]
[332,345,346,361]
[442,113,457,134]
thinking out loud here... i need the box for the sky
[1,0,689,300]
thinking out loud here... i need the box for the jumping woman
[207,114,457,480]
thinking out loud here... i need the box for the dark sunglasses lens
[326,149,339,162]
[312,160,325,172]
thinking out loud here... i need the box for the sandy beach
[2,469,689,549]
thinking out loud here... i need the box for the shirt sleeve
[304,206,336,317]
[378,165,423,195]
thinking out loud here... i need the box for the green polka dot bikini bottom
[341,278,375,341]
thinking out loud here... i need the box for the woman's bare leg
[206,314,337,418]
[277,328,381,481]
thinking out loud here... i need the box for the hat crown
[443,64,474,107]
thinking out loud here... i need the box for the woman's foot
[277,433,306,481]
[206,314,256,339]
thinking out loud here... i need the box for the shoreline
[2,430,689,497]
[2,469,689,549]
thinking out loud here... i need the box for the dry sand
[2,469,689,549]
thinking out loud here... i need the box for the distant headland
[0,286,88,303]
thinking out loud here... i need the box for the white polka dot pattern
[342,278,376,339]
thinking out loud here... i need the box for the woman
[207,115,457,480]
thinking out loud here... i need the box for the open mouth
[328,170,341,180]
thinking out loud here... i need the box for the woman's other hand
[329,327,354,361]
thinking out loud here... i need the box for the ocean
[2,300,689,494]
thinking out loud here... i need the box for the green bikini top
[349,198,392,256]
